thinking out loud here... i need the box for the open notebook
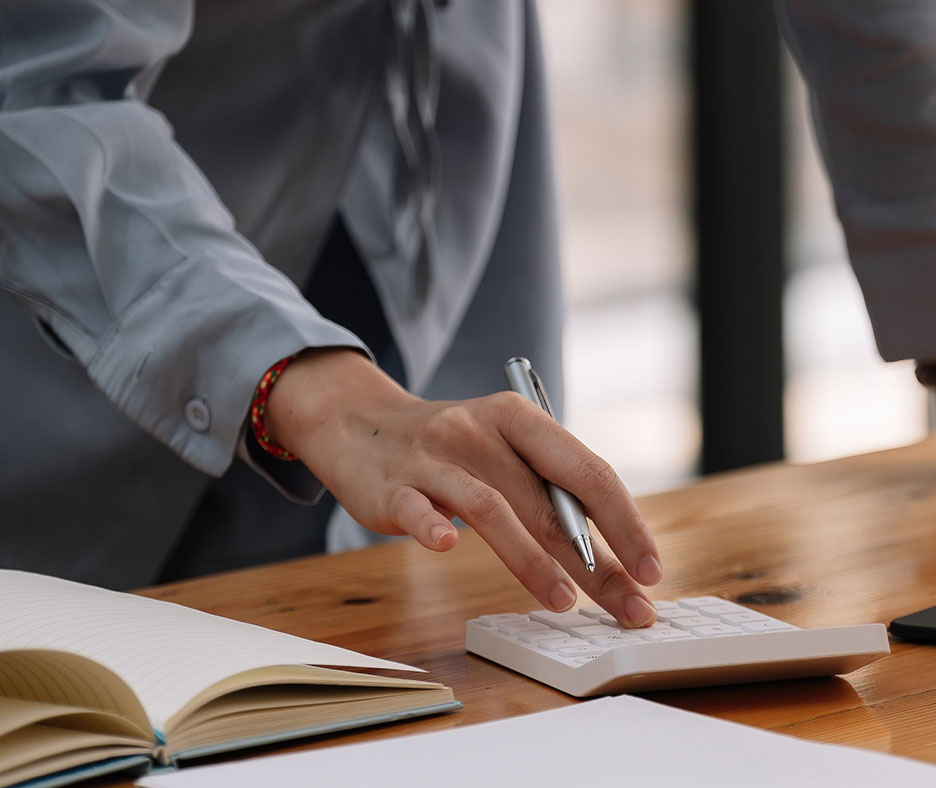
[0,570,460,788]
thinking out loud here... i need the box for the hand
[265,349,663,627]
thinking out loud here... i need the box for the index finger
[496,394,663,587]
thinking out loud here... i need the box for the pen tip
[572,535,596,573]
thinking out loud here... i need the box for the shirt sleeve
[0,1,369,491]
[776,0,936,362]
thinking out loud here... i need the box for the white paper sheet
[137,695,936,787]
[0,570,417,732]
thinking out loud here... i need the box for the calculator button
[478,614,529,627]
[670,616,720,630]
[698,603,744,616]
[741,620,794,632]
[639,628,694,642]
[598,614,624,628]
[689,624,744,637]
[678,596,727,610]
[529,611,597,632]
[538,637,590,651]
[559,645,609,658]
[569,624,620,639]
[720,612,769,624]
[578,605,607,619]
[653,601,680,610]
[518,629,565,643]
[590,633,643,646]
[497,622,551,635]
[656,608,701,621]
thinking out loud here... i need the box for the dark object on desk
[889,605,936,643]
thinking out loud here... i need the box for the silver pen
[504,356,596,572]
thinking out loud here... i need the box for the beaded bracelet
[250,354,298,461]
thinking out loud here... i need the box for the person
[0,0,663,628]
[776,0,936,384]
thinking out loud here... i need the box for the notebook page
[138,696,936,788]
[0,571,417,733]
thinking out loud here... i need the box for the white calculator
[466,596,890,697]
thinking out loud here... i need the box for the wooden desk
[130,438,936,775]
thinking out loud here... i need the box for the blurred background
[538,1,929,496]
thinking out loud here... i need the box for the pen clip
[528,366,555,419]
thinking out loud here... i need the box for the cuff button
[184,397,211,433]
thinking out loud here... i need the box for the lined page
[0,571,417,732]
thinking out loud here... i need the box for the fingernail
[624,595,656,627]
[638,555,663,585]
[430,524,453,545]
[549,581,577,612]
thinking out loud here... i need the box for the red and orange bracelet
[250,354,298,461]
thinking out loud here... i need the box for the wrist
[250,354,299,460]
[264,348,413,473]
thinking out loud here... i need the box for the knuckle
[576,456,619,498]
[520,551,556,584]
[593,564,629,601]
[464,486,507,526]
[414,507,441,534]
[491,390,539,430]
[419,405,477,447]
[381,486,412,521]
[490,390,526,416]
[532,498,565,544]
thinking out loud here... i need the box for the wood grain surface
[118,438,936,779]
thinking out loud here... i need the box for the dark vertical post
[691,0,786,473]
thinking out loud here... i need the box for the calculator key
[741,620,794,632]
[579,605,607,619]
[698,603,744,616]
[478,614,529,627]
[689,624,744,637]
[670,616,720,630]
[497,621,552,635]
[529,611,597,632]
[559,645,609,658]
[518,629,565,643]
[615,621,671,635]
[538,637,590,651]
[656,607,701,621]
[678,596,727,610]
[653,601,680,610]
[590,633,643,646]
[598,614,624,628]
[639,628,694,642]
[720,612,769,624]
[569,624,620,639]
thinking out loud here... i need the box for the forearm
[0,2,369,476]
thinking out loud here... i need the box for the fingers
[461,437,657,627]
[563,538,657,627]
[495,393,662,588]
[422,466,579,613]
[296,381,661,627]
[382,486,459,552]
